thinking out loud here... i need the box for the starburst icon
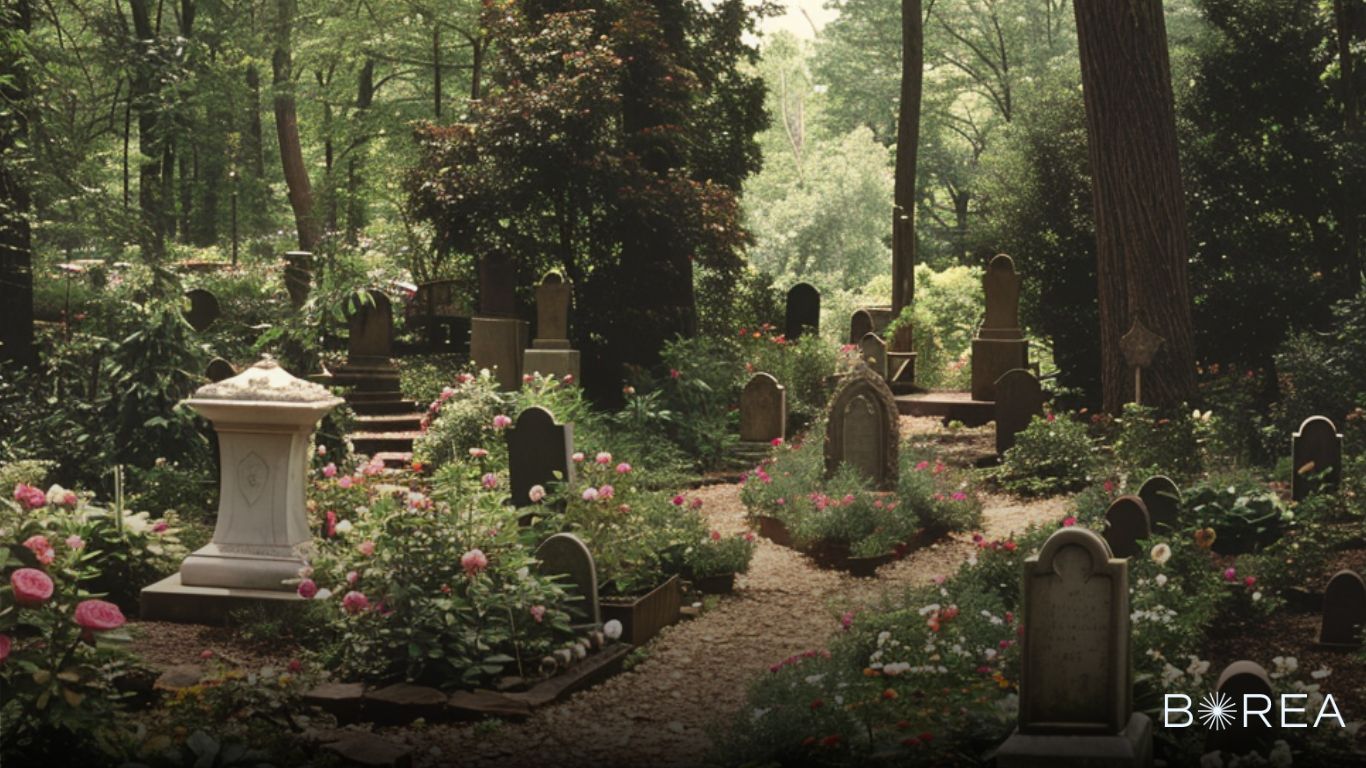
[1198,691,1237,730]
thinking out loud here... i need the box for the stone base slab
[141,573,303,625]
[179,543,307,591]
[523,348,581,381]
[995,713,1153,768]
[971,337,1029,401]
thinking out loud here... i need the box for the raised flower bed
[601,574,682,646]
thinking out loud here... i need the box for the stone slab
[522,348,580,381]
[140,573,303,625]
[972,337,1030,402]
[470,317,529,391]
[505,643,633,708]
[446,690,533,720]
[995,713,1153,768]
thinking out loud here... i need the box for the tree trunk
[272,0,319,252]
[1,0,35,367]
[1335,0,1363,296]
[432,26,442,119]
[470,33,483,101]
[130,0,167,261]
[1074,0,1196,412]
[346,59,375,240]
[891,0,922,353]
[246,64,265,178]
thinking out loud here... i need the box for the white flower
[334,519,353,535]
[883,662,910,676]
[876,631,891,647]
[1155,574,1169,587]
[603,619,623,640]
[528,485,547,503]
[1150,543,1172,566]
[1252,591,1263,602]
[1310,667,1331,680]
[315,588,333,600]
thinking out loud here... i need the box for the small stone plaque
[1102,495,1152,560]
[1020,527,1131,735]
[346,289,394,360]
[1136,475,1180,532]
[739,373,786,443]
[535,533,599,629]
[1318,570,1366,648]
[1292,415,1343,501]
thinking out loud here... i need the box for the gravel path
[393,416,1067,768]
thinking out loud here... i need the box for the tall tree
[1335,0,1363,295]
[0,0,34,367]
[890,0,922,353]
[273,0,318,251]
[1074,0,1196,412]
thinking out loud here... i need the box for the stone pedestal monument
[470,255,529,391]
[995,527,1153,767]
[141,357,343,623]
[971,254,1029,402]
[522,272,580,382]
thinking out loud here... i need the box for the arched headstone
[183,289,221,332]
[535,533,599,630]
[859,332,888,379]
[1318,570,1366,649]
[523,272,580,381]
[848,307,892,344]
[1137,475,1181,532]
[994,369,1044,455]
[824,363,899,490]
[507,406,574,509]
[345,289,394,361]
[971,254,1030,401]
[1207,661,1274,756]
[1102,495,1152,560]
[740,373,786,444]
[785,283,820,341]
[1292,416,1343,501]
[205,358,236,383]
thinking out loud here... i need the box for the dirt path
[397,417,1066,768]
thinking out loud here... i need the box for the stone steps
[894,391,994,427]
[351,430,423,455]
[373,451,415,469]
[354,413,423,431]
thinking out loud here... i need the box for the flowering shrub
[1111,403,1203,481]
[1184,473,1289,555]
[736,327,839,426]
[411,370,505,469]
[898,451,984,536]
[685,530,757,578]
[995,413,1099,496]
[298,485,578,687]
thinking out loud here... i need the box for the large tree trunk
[1075,0,1196,412]
[272,0,319,251]
[345,59,375,240]
[890,0,922,353]
[1335,0,1363,296]
[130,0,167,261]
[245,64,265,178]
[1,0,35,367]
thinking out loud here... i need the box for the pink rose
[152,520,169,533]
[492,414,512,429]
[581,487,599,502]
[297,579,319,599]
[74,599,126,631]
[359,540,376,557]
[469,447,489,459]
[13,483,46,509]
[595,452,612,465]
[482,473,499,490]
[322,463,337,478]
[598,484,615,500]
[672,495,685,506]
[743,531,756,543]
[770,438,783,447]
[690,498,703,509]
[338,476,353,489]
[461,549,489,577]
[326,510,337,538]
[562,374,575,384]
[571,452,585,463]
[22,535,50,556]
[317,445,327,456]
[0,633,10,663]
[342,591,370,614]
[1062,516,1077,527]
[11,568,53,607]
[1244,576,1257,588]
[709,530,722,542]
[1223,567,1237,582]
[528,485,547,503]
[347,570,360,585]
[530,605,546,623]
[65,535,85,551]
[616,462,632,474]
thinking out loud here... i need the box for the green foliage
[1185,473,1290,555]
[1111,404,1203,482]
[685,531,757,578]
[411,372,506,470]
[996,414,1099,497]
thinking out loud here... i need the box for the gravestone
[859,333,888,379]
[1292,416,1343,501]
[522,272,581,381]
[824,363,899,490]
[1318,570,1366,649]
[996,527,1152,767]
[535,533,600,630]
[283,251,312,309]
[739,373,786,444]
[1206,661,1274,757]
[507,406,574,509]
[970,254,1030,401]
[785,283,820,341]
[1102,496,1152,560]
[1136,476,1180,532]
[848,307,893,344]
[346,289,394,361]
[471,252,529,390]
[184,289,221,332]
[205,358,236,383]
[994,369,1044,455]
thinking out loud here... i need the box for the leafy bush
[1112,403,1202,481]
[898,452,984,536]
[737,326,839,427]
[1184,474,1290,555]
[411,371,506,469]
[996,414,1098,496]
[685,530,757,578]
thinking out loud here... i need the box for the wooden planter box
[692,572,736,595]
[601,575,682,646]
[754,515,793,547]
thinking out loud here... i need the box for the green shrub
[685,530,757,578]
[1112,403,1202,481]
[996,414,1098,496]
[411,371,506,469]
[1184,473,1289,555]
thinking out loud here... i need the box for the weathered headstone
[535,533,600,630]
[507,406,574,509]
[824,363,899,490]
[785,283,820,341]
[739,373,786,444]
[1136,475,1180,532]
[994,368,1044,455]
[1292,415,1343,501]
[1102,496,1152,560]
[1206,661,1274,757]
[996,527,1152,767]
[1318,570,1366,649]
[205,358,236,383]
[970,254,1030,401]
[283,251,312,309]
[522,272,580,381]
[848,307,892,344]
[859,332,888,379]
[183,289,221,332]
[346,289,394,361]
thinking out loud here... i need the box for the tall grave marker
[784,283,820,341]
[1292,416,1343,501]
[507,406,574,509]
[994,368,1044,455]
[970,254,1029,401]
[522,272,581,381]
[824,363,899,490]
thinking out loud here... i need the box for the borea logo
[1164,692,1347,730]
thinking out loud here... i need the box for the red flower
[11,568,53,607]
[820,735,841,748]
